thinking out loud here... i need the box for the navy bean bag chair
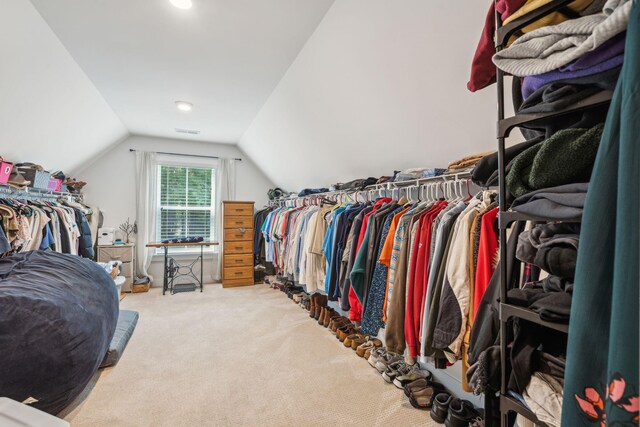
[0,251,118,415]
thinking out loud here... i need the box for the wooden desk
[146,241,219,295]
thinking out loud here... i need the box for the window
[156,164,216,253]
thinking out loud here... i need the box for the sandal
[408,386,440,410]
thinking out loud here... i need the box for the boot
[314,295,327,320]
[323,308,336,327]
[318,307,326,325]
[309,293,318,318]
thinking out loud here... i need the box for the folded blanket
[493,0,631,76]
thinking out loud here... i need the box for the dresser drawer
[224,203,253,217]
[224,254,253,267]
[224,216,253,229]
[223,278,254,288]
[224,228,253,242]
[223,266,253,280]
[98,246,133,263]
[224,241,252,254]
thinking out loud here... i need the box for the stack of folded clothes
[469,0,631,214]
[446,152,494,174]
[393,168,446,182]
[466,2,631,207]
[297,187,329,197]
[499,221,580,426]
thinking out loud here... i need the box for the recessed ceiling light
[170,0,192,10]
[175,101,193,112]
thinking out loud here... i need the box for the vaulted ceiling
[30,0,335,144]
[6,0,501,191]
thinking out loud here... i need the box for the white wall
[0,0,127,173]
[76,134,275,282]
[239,0,503,191]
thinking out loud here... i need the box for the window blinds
[157,165,216,245]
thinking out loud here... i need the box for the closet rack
[269,171,473,207]
[0,184,80,202]
[493,1,610,426]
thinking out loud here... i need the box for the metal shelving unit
[500,396,551,427]
[493,1,610,425]
[499,211,582,229]
[500,303,569,333]
[498,90,613,138]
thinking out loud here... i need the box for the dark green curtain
[561,3,639,426]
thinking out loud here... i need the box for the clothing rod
[128,149,242,162]
[271,171,472,203]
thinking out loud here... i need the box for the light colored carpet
[63,284,438,427]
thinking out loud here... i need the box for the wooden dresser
[97,244,136,292]
[222,201,254,288]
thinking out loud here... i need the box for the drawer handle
[235,247,243,250]
[235,271,243,275]
[235,221,243,225]
[235,209,243,212]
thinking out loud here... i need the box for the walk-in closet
[0,0,637,426]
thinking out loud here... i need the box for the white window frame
[155,154,218,255]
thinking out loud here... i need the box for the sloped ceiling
[0,0,128,174]
[30,0,335,145]
[239,0,502,191]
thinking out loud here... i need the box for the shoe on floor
[374,352,403,374]
[337,324,358,342]
[404,378,430,398]
[393,364,432,389]
[409,385,441,411]
[430,392,452,423]
[344,333,368,349]
[314,294,327,320]
[468,416,485,427]
[367,347,387,368]
[328,316,349,333]
[322,308,337,327]
[382,360,411,383]
[356,338,383,358]
[444,398,479,427]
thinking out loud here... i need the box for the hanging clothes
[561,5,639,425]
[0,197,97,258]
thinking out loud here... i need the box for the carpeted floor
[63,284,438,427]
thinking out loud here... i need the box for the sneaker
[393,364,432,389]
[367,347,387,368]
[382,360,411,383]
[374,352,403,374]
